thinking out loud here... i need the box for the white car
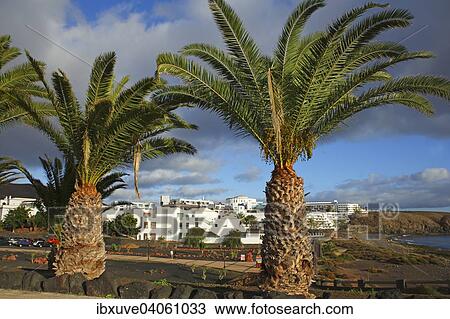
[8,238,18,246]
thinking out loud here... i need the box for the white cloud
[234,166,262,182]
[171,186,228,198]
[418,168,450,183]
[2,0,450,204]
[310,168,450,209]
[139,168,220,186]
[142,155,221,173]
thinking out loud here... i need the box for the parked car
[8,238,18,246]
[47,236,60,246]
[32,239,51,248]
[14,238,32,247]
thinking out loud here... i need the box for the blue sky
[1,0,449,210]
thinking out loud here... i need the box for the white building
[306,201,363,215]
[160,195,214,208]
[103,196,263,244]
[337,203,363,214]
[305,201,364,231]
[226,195,258,210]
[103,201,156,230]
[0,184,39,220]
[102,195,361,243]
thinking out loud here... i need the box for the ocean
[395,235,450,250]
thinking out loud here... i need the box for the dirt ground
[0,251,243,285]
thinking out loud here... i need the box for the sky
[0,0,449,210]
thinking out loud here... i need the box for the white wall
[0,196,38,221]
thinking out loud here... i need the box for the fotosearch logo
[380,202,400,220]
[335,202,402,240]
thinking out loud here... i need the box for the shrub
[153,279,171,287]
[217,269,227,281]
[201,268,207,281]
[2,206,31,231]
[120,243,139,253]
[222,230,242,249]
[184,227,205,248]
[104,212,140,237]
[414,285,441,297]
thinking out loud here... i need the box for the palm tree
[17,156,127,219]
[0,157,21,185]
[17,52,197,279]
[156,0,450,295]
[0,35,53,129]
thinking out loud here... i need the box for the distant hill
[350,211,450,235]
[0,183,38,199]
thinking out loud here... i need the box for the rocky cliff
[349,212,450,235]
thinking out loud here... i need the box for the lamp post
[223,247,226,269]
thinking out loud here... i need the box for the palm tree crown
[157,0,450,170]
[17,156,127,211]
[19,51,197,193]
[0,35,53,129]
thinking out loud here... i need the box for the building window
[144,222,148,229]
[178,233,183,239]
[151,222,156,229]
[215,224,218,227]
[179,222,183,229]
[186,223,189,229]
[195,222,199,227]
[143,233,148,240]
[150,233,156,240]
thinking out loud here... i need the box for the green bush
[222,230,242,249]
[104,212,140,237]
[2,206,31,231]
[153,279,171,287]
[184,227,205,248]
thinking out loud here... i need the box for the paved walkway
[0,289,96,299]
[0,247,260,273]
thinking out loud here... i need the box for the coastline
[390,234,450,250]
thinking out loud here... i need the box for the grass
[323,239,449,266]
[153,279,172,287]
[316,239,450,281]
[413,285,443,297]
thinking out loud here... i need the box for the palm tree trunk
[54,184,105,280]
[261,166,314,297]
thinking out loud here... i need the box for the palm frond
[85,52,116,112]
[0,157,21,185]
[273,0,325,82]
[208,0,266,98]
[52,70,84,159]
[0,39,50,129]
[157,0,450,169]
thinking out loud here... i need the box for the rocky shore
[350,212,450,235]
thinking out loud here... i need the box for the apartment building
[103,196,262,244]
[226,195,258,210]
[306,201,363,215]
[102,195,359,243]
[0,183,39,220]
